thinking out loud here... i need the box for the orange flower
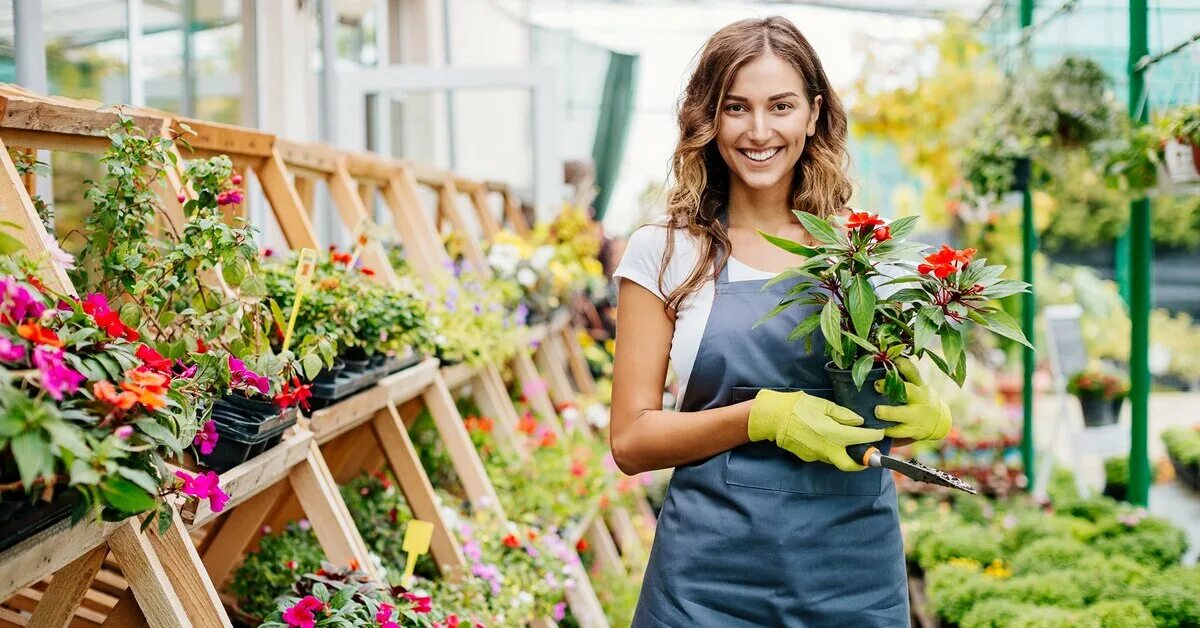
[18,322,62,348]
[539,431,558,448]
[598,495,611,509]
[121,368,170,410]
[517,415,538,435]
[502,534,521,548]
[846,211,885,231]
[94,380,137,410]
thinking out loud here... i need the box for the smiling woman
[610,15,940,627]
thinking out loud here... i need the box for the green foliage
[925,562,1002,624]
[229,521,325,619]
[1085,600,1157,628]
[1166,104,1200,146]
[1163,426,1200,464]
[260,563,439,628]
[339,471,438,581]
[915,521,1004,571]
[1009,537,1097,575]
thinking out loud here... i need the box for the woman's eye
[724,104,746,113]
[774,102,794,111]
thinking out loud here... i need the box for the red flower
[286,560,298,570]
[846,211,885,231]
[918,244,976,279]
[332,252,353,265]
[576,538,589,553]
[275,379,312,410]
[360,267,375,276]
[95,380,138,410]
[282,595,324,628]
[539,430,558,448]
[502,534,521,548]
[517,414,538,435]
[18,322,62,348]
[195,338,208,353]
[82,294,140,341]
[136,344,172,373]
[873,226,891,242]
[571,461,587,477]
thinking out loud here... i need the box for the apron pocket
[728,386,885,496]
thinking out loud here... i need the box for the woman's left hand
[873,358,952,442]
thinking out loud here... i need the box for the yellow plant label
[282,248,317,352]
[401,519,434,587]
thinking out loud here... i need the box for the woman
[610,17,952,627]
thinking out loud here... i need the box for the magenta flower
[462,540,482,561]
[281,595,324,628]
[553,602,567,622]
[401,592,432,614]
[522,377,548,399]
[33,346,84,400]
[0,336,26,362]
[229,355,269,395]
[175,470,229,513]
[377,602,401,627]
[193,419,219,455]
[115,425,134,440]
[0,276,46,323]
[216,189,245,206]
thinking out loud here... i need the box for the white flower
[517,267,538,288]
[518,591,534,606]
[530,245,555,271]
[487,244,520,276]
[561,406,580,424]
[586,404,610,429]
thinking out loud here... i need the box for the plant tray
[0,489,80,553]
[307,369,377,409]
[198,411,299,473]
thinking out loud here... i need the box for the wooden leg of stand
[200,483,287,589]
[100,589,148,628]
[584,519,624,576]
[146,510,231,627]
[289,443,376,578]
[26,545,108,628]
[105,521,190,628]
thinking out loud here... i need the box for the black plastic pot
[1103,482,1128,502]
[368,353,387,370]
[0,488,80,552]
[342,356,370,373]
[827,363,895,463]
[215,392,281,425]
[313,359,346,386]
[1011,156,1032,192]
[1078,393,1121,427]
[198,407,298,473]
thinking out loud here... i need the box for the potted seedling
[760,210,1032,466]
[1067,367,1129,427]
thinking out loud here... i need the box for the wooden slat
[605,507,647,565]
[288,443,377,579]
[372,402,467,574]
[435,179,488,273]
[199,483,286,589]
[98,588,146,628]
[439,363,476,391]
[168,117,273,158]
[561,327,597,396]
[513,352,561,432]
[179,427,315,527]
[0,137,75,295]
[0,85,166,152]
[467,186,503,239]
[422,375,504,516]
[105,522,190,628]
[307,359,439,443]
[0,519,115,602]
[142,510,230,627]
[293,176,317,215]
[583,518,624,576]
[26,546,107,628]
[275,139,339,175]
[254,149,321,250]
[344,152,397,183]
[536,335,578,408]
[326,160,400,285]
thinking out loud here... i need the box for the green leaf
[329,585,356,609]
[914,314,937,354]
[884,367,908,404]
[851,354,875,391]
[302,353,324,381]
[847,276,876,338]
[975,308,1034,349]
[820,299,842,357]
[940,326,963,375]
[755,298,799,328]
[12,431,53,490]
[842,330,878,354]
[100,477,157,515]
[788,313,822,342]
[886,215,920,240]
[44,420,90,457]
[69,459,102,486]
[759,230,817,257]
[984,279,1030,299]
[794,210,842,245]
[117,467,161,495]
[888,288,928,304]
[94,353,123,380]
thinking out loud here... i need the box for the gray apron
[632,259,909,627]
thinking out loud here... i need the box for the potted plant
[760,210,1032,455]
[1162,104,1200,183]
[1067,367,1129,427]
[1100,124,1164,195]
[1161,426,1200,490]
[1103,456,1129,501]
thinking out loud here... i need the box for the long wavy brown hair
[657,16,852,310]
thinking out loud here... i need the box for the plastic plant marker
[400,519,434,587]
[346,217,372,270]
[282,247,318,352]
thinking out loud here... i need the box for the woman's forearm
[610,400,754,475]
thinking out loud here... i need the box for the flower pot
[368,353,387,369]
[341,352,370,373]
[1163,138,1200,184]
[826,363,895,461]
[1077,393,1120,427]
[313,359,346,385]
[1103,482,1128,502]
[1011,156,1032,192]
[0,488,80,552]
[198,408,298,473]
[215,392,281,425]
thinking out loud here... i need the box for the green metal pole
[1127,0,1152,507]
[1019,0,1036,489]
[1115,233,1131,303]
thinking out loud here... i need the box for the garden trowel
[855,445,978,495]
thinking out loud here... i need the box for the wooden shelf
[0,519,117,602]
[306,359,439,444]
[439,362,477,390]
[179,427,316,528]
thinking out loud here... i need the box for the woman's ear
[807,95,823,137]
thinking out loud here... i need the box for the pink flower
[298,518,310,531]
[402,591,433,614]
[216,189,245,206]
[33,346,84,400]
[0,276,46,324]
[0,336,26,362]
[282,595,324,628]
[177,192,187,203]
[193,419,219,455]
[115,425,134,440]
[521,378,548,399]
[175,470,229,513]
[229,355,270,395]
[376,602,401,627]
[231,174,243,185]
[553,602,567,621]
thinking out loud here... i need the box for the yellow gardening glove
[874,358,952,442]
[748,390,884,472]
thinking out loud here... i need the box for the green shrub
[1001,511,1083,552]
[1093,516,1189,569]
[1057,496,1120,523]
[960,599,1041,628]
[994,572,1087,609]
[916,523,1004,571]
[1104,457,1129,486]
[1007,605,1098,628]
[1010,537,1098,575]
[1074,554,1153,602]
[228,521,325,619]
[925,563,1001,624]
[1085,600,1156,628]
[340,471,438,580]
[1131,579,1200,628]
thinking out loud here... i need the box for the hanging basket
[1162,138,1200,184]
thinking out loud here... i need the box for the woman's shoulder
[615,217,704,300]
[625,216,703,257]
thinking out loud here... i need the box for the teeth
[744,148,780,162]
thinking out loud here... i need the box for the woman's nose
[748,111,771,143]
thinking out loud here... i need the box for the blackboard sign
[1043,305,1088,383]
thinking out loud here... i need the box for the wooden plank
[0,137,75,295]
[344,152,396,183]
[359,184,375,218]
[371,402,467,575]
[254,149,321,250]
[561,327,597,396]
[467,186,502,239]
[436,180,488,273]
[472,367,525,456]
[381,172,449,276]
[288,443,377,579]
[99,588,146,628]
[583,518,624,576]
[500,187,530,236]
[105,522,190,628]
[422,375,504,517]
[199,483,286,589]
[605,507,646,565]
[143,510,231,627]
[307,359,438,443]
[0,86,166,151]
[26,546,107,628]
[536,336,578,408]
[326,161,400,286]
[513,352,561,432]
[275,139,339,175]
[168,117,273,158]
[293,176,317,215]
[439,363,476,391]
[0,519,115,602]
[14,588,108,625]
[563,559,609,628]
[180,427,315,527]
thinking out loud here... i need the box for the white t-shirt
[612,221,776,405]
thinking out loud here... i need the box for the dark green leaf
[884,367,908,404]
[794,210,842,245]
[847,276,876,338]
[759,230,817,257]
[12,431,52,490]
[976,308,1034,349]
[842,330,878,354]
[940,327,963,375]
[914,314,937,354]
[984,279,1030,299]
[851,354,875,390]
[100,478,157,515]
[789,313,822,342]
[820,300,842,356]
[755,298,800,328]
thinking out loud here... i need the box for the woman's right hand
[747,390,883,471]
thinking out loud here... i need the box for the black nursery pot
[826,363,894,461]
[1103,482,1128,502]
[0,488,80,552]
[313,359,347,385]
[216,392,281,424]
[1011,156,1032,192]
[341,347,371,373]
[1078,393,1120,427]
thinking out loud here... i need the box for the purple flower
[1,276,46,323]
[193,419,219,455]
[115,425,134,440]
[515,303,529,325]
[525,545,539,558]
[33,346,84,400]
[472,303,482,315]
[0,336,26,362]
[553,603,567,621]
[462,540,482,561]
[229,355,269,395]
[298,518,311,531]
[175,360,197,379]
[216,189,245,206]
